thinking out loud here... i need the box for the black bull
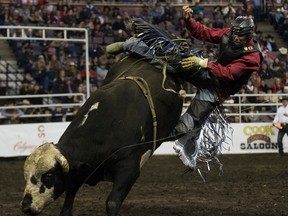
[21,56,184,216]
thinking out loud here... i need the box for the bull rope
[120,76,158,155]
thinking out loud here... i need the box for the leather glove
[183,5,193,20]
[181,56,208,70]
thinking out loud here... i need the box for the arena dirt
[1,154,288,216]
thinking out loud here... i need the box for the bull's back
[58,56,182,163]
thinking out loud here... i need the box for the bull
[20,56,184,216]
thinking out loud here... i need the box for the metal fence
[0,93,286,124]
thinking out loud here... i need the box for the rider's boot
[106,42,125,54]
[173,126,201,168]
[172,99,216,168]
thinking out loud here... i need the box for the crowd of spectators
[0,0,287,124]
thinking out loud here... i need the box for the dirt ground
[1,154,288,216]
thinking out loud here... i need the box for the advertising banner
[0,122,69,157]
[157,123,284,155]
[0,123,285,157]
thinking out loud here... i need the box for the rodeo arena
[1,0,288,215]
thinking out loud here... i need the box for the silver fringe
[192,106,233,181]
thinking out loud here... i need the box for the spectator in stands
[89,83,97,94]
[111,6,121,19]
[1,101,24,124]
[100,22,114,37]
[51,68,67,94]
[112,15,125,31]
[113,29,127,43]
[66,61,79,79]
[152,2,165,25]
[212,18,224,28]
[163,1,176,23]
[73,84,85,104]
[271,8,284,31]
[235,4,247,18]
[29,83,45,105]
[19,80,30,97]
[42,108,52,123]
[250,71,261,87]
[270,58,285,78]
[80,64,98,84]
[252,0,262,22]
[264,34,278,52]
[277,47,288,62]
[244,105,260,122]
[273,96,288,156]
[258,79,269,93]
[248,86,261,103]
[262,48,276,67]
[264,88,278,111]
[258,106,274,122]
[212,5,222,20]
[175,17,187,38]
[63,78,76,103]
[51,105,67,122]
[271,77,284,93]
[221,3,236,19]
[192,2,204,16]
[19,42,34,69]
[96,63,108,86]
[66,105,80,122]
[32,55,47,84]
[258,62,274,86]
[244,79,255,94]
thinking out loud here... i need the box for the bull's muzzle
[21,194,38,215]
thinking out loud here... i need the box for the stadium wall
[0,122,284,157]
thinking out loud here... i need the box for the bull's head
[20,143,69,215]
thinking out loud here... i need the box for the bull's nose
[21,207,37,216]
[21,194,37,215]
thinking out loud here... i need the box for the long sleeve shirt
[273,105,288,124]
[185,18,262,85]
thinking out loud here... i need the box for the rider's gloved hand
[183,5,193,20]
[181,56,208,69]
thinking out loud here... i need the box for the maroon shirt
[185,19,262,82]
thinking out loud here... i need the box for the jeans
[277,127,288,155]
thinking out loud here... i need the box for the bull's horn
[55,154,69,174]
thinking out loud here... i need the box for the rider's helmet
[229,16,255,47]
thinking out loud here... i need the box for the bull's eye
[41,172,53,184]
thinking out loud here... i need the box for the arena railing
[0,93,286,124]
[0,93,86,121]
[183,93,284,123]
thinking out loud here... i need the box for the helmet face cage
[229,16,255,45]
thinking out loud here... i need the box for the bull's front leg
[106,157,141,216]
[60,187,79,216]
